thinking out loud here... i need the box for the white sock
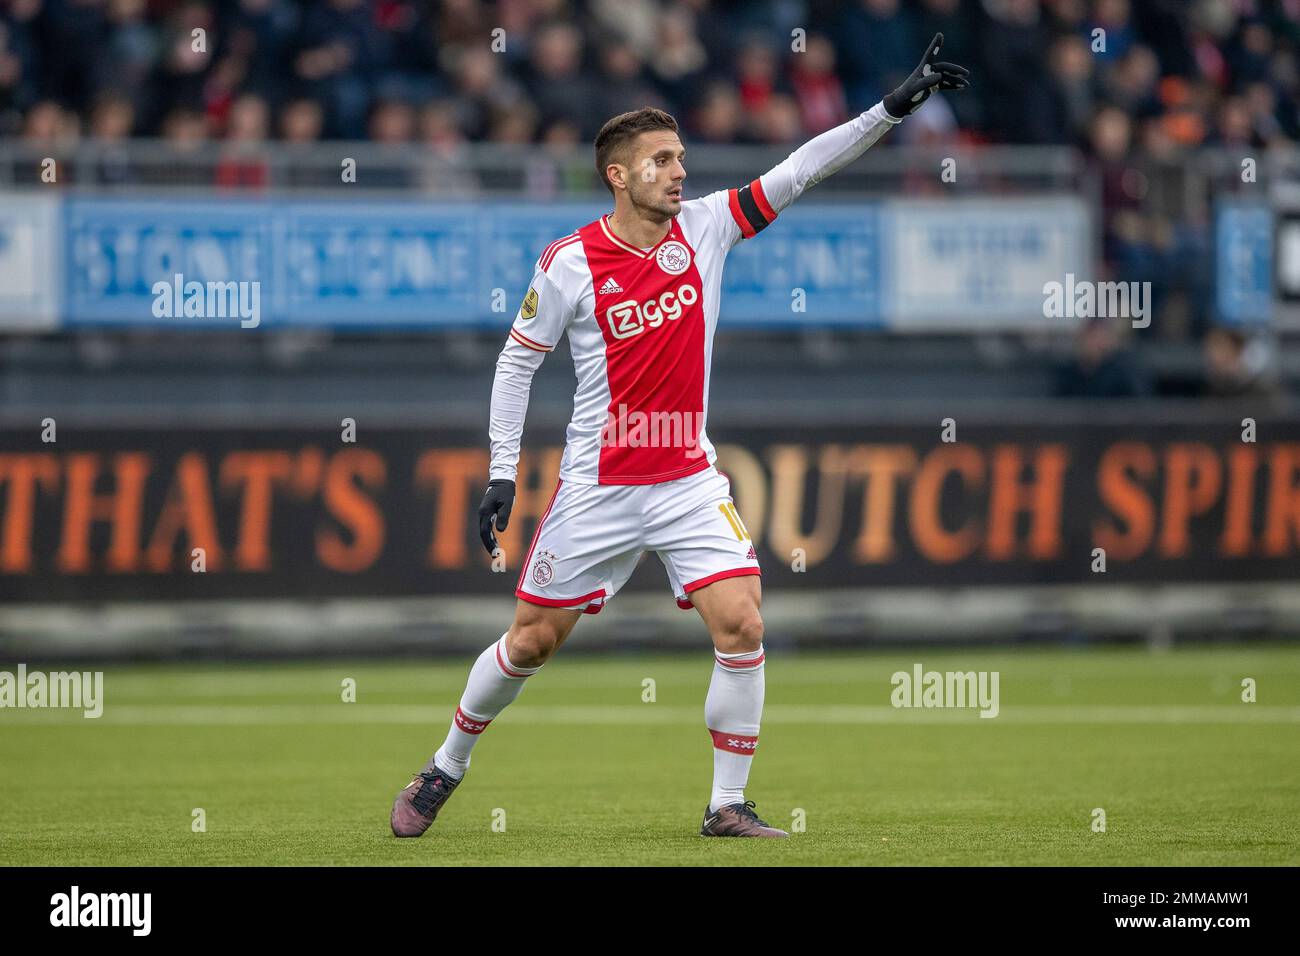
[428,633,542,778]
[704,645,765,812]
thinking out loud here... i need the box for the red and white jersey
[506,194,751,485]
[489,102,900,486]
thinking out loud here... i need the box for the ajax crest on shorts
[531,549,557,587]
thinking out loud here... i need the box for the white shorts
[515,464,760,614]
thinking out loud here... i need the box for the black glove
[882,32,971,119]
[477,478,516,555]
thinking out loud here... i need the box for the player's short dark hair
[594,107,679,196]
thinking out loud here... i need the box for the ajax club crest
[656,241,691,275]
[531,549,557,587]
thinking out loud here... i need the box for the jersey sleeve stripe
[510,328,553,352]
[732,179,777,238]
[727,187,756,239]
[537,234,568,267]
[539,234,580,272]
[749,177,777,222]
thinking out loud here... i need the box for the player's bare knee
[505,620,561,667]
[714,608,764,654]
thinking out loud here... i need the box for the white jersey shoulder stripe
[538,235,579,269]
[540,233,581,272]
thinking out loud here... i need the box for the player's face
[625,131,686,220]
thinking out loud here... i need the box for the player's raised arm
[479,250,576,554]
[728,33,970,237]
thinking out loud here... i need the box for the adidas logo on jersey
[598,276,623,295]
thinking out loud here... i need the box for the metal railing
[3,138,1292,208]
[0,138,1090,197]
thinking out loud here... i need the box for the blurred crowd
[1,0,1296,150]
[1,0,1297,371]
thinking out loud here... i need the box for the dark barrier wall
[1,418,1297,602]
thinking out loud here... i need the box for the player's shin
[704,646,765,812]
[428,633,542,778]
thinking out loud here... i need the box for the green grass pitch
[1,647,1297,866]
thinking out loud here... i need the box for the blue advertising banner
[64,198,607,328]
[59,195,1089,330]
[1215,203,1273,326]
[722,204,887,326]
[65,197,276,326]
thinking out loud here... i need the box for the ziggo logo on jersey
[604,283,699,340]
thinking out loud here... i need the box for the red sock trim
[709,729,759,754]
[454,706,492,735]
[494,640,534,679]
[715,652,765,669]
